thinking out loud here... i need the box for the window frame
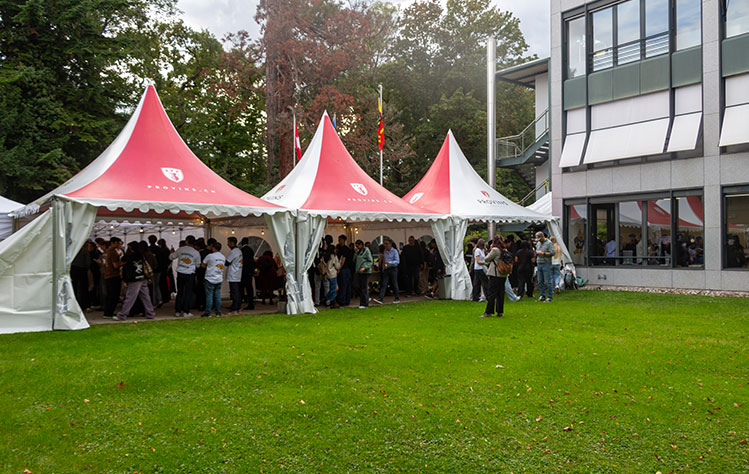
[722,184,749,270]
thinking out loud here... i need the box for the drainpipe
[487,37,496,239]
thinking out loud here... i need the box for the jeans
[379,266,399,300]
[537,262,553,300]
[337,268,352,306]
[175,272,195,313]
[327,277,337,305]
[551,264,561,290]
[204,281,222,315]
[117,280,155,319]
[485,276,507,315]
[505,279,520,302]
[229,281,242,312]
[103,276,122,316]
[357,272,370,307]
[471,268,488,301]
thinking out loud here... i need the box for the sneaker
[145,315,155,320]
[497,313,503,317]
[538,296,546,302]
[184,312,194,317]
[215,313,222,317]
[201,313,210,317]
[424,293,434,300]
[479,313,491,318]
[394,299,400,304]
[545,298,552,303]
[113,316,126,321]
[175,312,183,318]
[372,298,383,305]
[359,306,367,309]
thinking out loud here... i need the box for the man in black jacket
[240,237,256,310]
[401,235,423,296]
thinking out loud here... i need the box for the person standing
[239,237,256,310]
[401,235,423,296]
[424,239,444,299]
[156,239,172,306]
[481,235,510,318]
[535,231,555,302]
[550,236,563,293]
[87,240,102,310]
[147,235,163,307]
[514,240,536,298]
[114,241,155,321]
[373,239,400,304]
[324,247,341,309]
[471,238,489,302]
[102,237,123,317]
[71,245,90,311]
[201,241,225,317]
[335,235,354,306]
[226,237,243,315]
[170,235,201,317]
[353,239,373,308]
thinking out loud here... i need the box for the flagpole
[292,112,297,168]
[379,84,383,186]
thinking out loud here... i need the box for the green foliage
[0,293,747,472]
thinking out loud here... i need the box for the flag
[332,113,337,131]
[294,116,302,161]
[377,97,384,151]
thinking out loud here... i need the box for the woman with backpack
[481,235,512,318]
[114,241,155,321]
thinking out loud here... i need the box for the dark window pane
[675,196,704,267]
[676,0,701,50]
[618,201,644,264]
[725,193,749,268]
[726,0,749,38]
[646,200,672,266]
[567,205,587,266]
[567,17,587,78]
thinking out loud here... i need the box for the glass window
[566,204,587,266]
[726,0,749,38]
[593,7,614,70]
[645,0,670,56]
[591,203,615,265]
[617,0,642,64]
[674,195,704,267]
[646,199,672,266]
[567,17,587,78]
[676,0,701,50]
[618,201,644,265]
[725,191,749,268]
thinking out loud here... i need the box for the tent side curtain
[0,198,96,333]
[264,211,326,315]
[431,217,472,300]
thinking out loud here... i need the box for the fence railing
[496,109,549,161]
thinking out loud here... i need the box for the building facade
[497,0,749,291]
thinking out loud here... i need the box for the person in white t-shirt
[471,238,489,302]
[169,235,201,317]
[201,241,225,317]
[226,236,243,315]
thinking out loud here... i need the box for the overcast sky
[176,0,550,58]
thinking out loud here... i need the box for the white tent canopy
[0,195,23,241]
[261,112,444,314]
[403,131,551,300]
[0,85,284,334]
[524,192,573,265]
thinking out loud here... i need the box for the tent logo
[275,184,286,194]
[161,167,184,183]
[409,192,424,204]
[350,183,368,196]
[480,190,490,198]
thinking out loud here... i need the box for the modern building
[491,0,749,291]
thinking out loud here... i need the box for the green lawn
[0,292,747,473]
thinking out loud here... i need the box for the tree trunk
[265,59,279,185]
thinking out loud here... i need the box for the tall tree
[0,0,174,203]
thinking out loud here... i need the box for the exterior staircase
[496,109,549,188]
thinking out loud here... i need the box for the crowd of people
[70,228,568,321]
[310,234,445,309]
[70,234,286,320]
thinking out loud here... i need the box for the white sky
[176,0,550,58]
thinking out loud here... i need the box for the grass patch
[0,291,747,473]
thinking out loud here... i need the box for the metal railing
[520,180,549,206]
[496,109,549,161]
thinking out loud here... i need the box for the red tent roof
[262,113,441,221]
[23,85,281,218]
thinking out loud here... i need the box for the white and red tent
[262,112,444,314]
[0,195,23,241]
[0,85,284,334]
[403,131,551,299]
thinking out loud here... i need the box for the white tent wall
[0,195,23,241]
[0,198,96,334]
[431,217,472,300]
[265,212,326,315]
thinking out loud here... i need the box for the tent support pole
[51,197,58,330]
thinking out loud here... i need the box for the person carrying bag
[481,235,512,318]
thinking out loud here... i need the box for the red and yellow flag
[377,97,384,151]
